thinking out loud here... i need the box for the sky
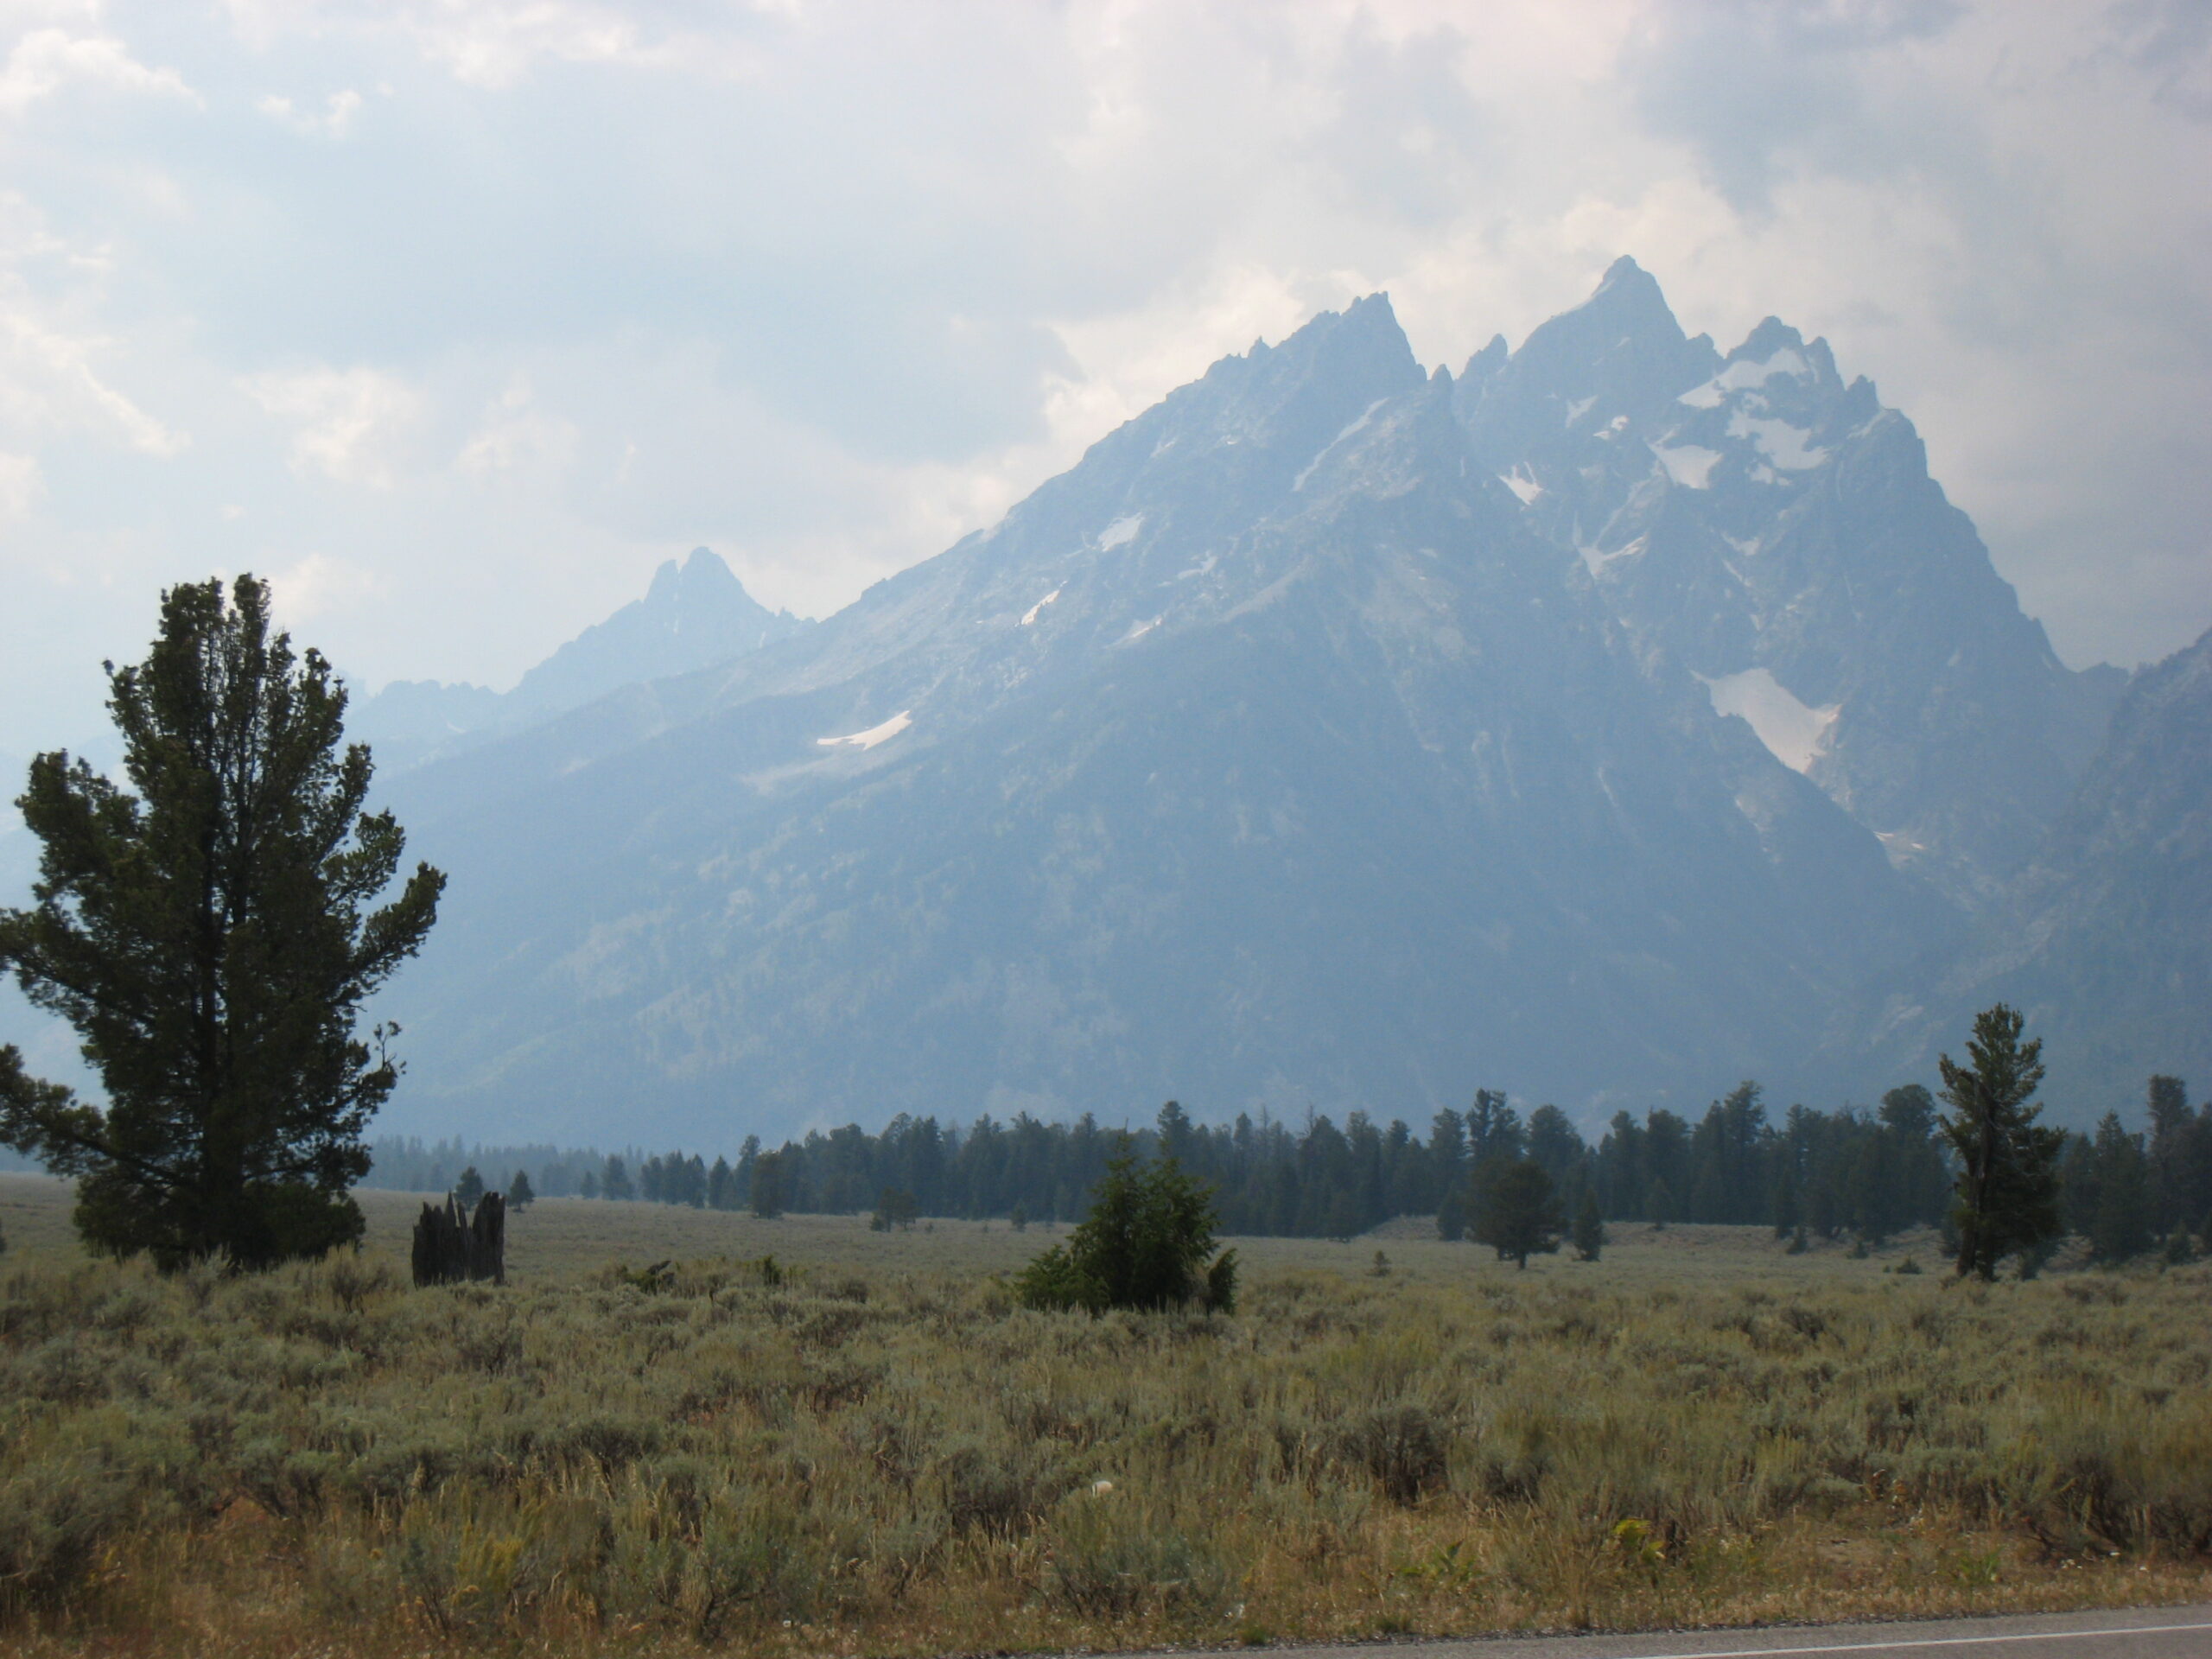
[1,0,2209,766]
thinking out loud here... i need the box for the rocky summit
[330,264,2194,1144]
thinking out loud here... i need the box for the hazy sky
[2,0,2208,763]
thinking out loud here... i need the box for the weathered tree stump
[411,1191,505,1287]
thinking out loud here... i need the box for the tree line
[379,1071,2210,1264]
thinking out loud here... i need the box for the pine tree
[508,1169,535,1211]
[751,1149,786,1218]
[1572,1185,1605,1262]
[1470,1157,1563,1268]
[1939,1004,2065,1281]
[601,1155,632,1201]
[0,576,443,1269]
[2086,1112,2152,1265]
[454,1166,486,1210]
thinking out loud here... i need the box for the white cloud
[238,365,421,487]
[0,448,40,518]
[456,376,578,480]
[266,551,383,626]
[0,304,188,454]
[256,87,362,138]
[0,27,199,114]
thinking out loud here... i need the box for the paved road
[1132,1606,2212,1659]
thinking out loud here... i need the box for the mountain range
[339,260,2203,1145]
[4,261,2202,1147]
[347,547,812,773]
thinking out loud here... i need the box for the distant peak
[1732,316,1805,359]
[1271,290,1417,369]
[1580,255,1676,331]
[1595,254,1651,294]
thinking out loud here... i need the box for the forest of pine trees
[365,1076,2211,1261]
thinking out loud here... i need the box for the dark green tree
[1016,1141,1235,1313]
[508,1169,534,1211]
[454,1166,486,1209]
[1470,1156,1563,1268]
[2085,1112,2152,1265]
[1939,1003,2064,1281]
[0,576,443,1269]
[870,1185,918,1231]
[750,1148,786,1218]
[601,1154,632,1201]
[1572,1185,1605,1262]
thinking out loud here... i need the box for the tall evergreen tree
[1571,1185,1605,1262]
[0,576,443,1269]
[1470,1156,1562,1268]
[1939,1004,2064,1281]
[2085,1112,2152,1265]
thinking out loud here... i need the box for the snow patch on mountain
[1099,513,1144,550]
[1020,588,1062,626]
[1728,410,1828,471]
[1678,348,1811,408]
[1651,442,1722,489]
[1579,536,1647,578]
[1293,398,1387,491]
[817,711,913,752]
[1698,669,1838,772]
[1499,466,1544,505]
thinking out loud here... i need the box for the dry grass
[1,1173,2208,1657]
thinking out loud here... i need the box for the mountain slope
[1872,626,2212,1116]
[376,292,1930,1143]
[1459,257,2124,909]
[349,548,810,774]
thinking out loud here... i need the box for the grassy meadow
[1,1173,2209,1657]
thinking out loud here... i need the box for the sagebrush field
[1,1174,2208,1657]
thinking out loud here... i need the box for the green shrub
[1016,1143,1233,1314]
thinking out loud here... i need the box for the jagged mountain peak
[645,545,745,607]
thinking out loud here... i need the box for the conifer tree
[751,1149,786,1218]
[508,1169,535,1211]
[1572,1185,1605,1262]
[1939,1004,2064,1281]
[1471,1157,1563,1268]
[454,1166,486,1210]
[0,576,443,1268]
[2086,1113,2152,1265]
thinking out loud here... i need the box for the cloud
[0,448,39,518]
[266,550,382,626]
[456,376,578,479]
[256,87,362,138]
[0,304,188,454]
[238,365,420,487]
[0,27,199,115]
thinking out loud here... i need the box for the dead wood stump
[411,1190,506,1287]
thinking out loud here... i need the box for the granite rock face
[1457,257,2124,911]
